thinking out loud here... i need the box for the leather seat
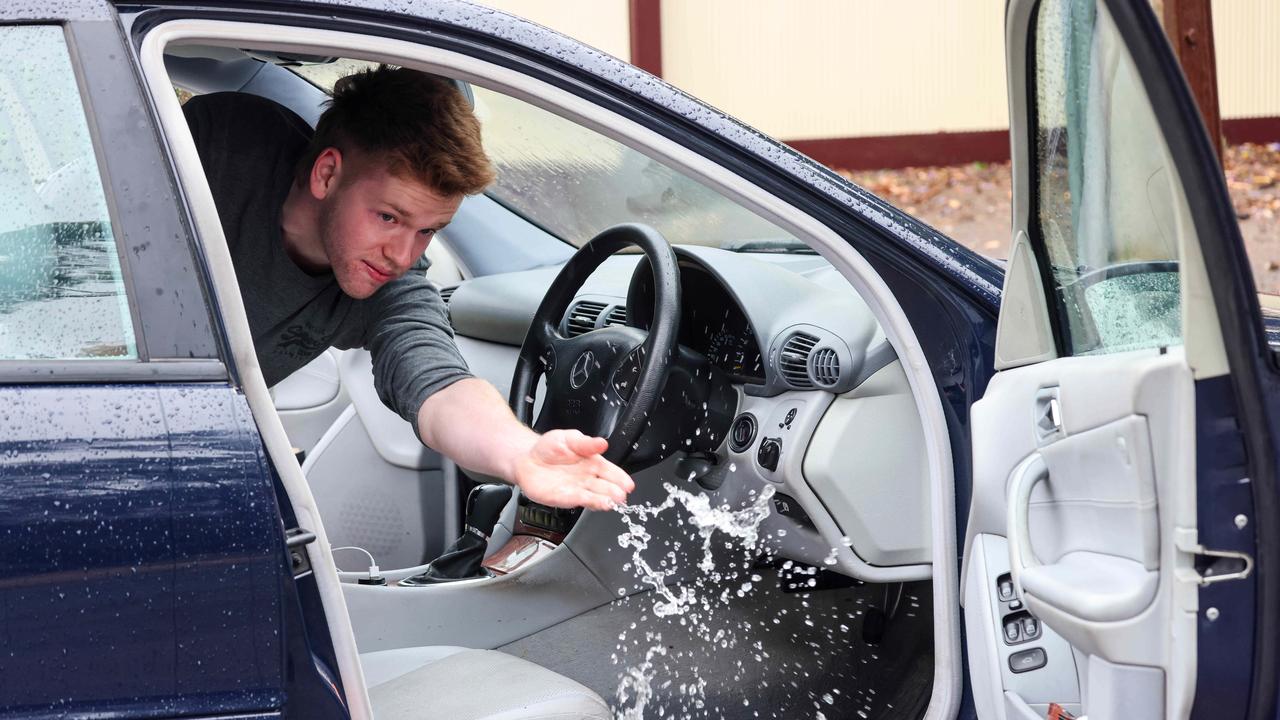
[361,646,611,720]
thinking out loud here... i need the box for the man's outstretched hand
[511,429,635,511]
[417,379,634,511]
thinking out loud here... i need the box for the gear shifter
[399,484,513,586]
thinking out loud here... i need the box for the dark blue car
[0,0,1274,718]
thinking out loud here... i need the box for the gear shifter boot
[399,484,513,586]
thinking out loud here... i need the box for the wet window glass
[291,61,804,253]
[471,87,801,252]
[0,26,136,360]
[1033,0,1182,356]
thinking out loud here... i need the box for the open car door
[962,1,1279,719]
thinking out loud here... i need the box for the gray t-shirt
[184,92,472,425]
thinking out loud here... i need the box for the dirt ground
[838,142,1280,294]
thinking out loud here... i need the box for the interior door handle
[1034,387,1062,442]
[1006,453,1048,598]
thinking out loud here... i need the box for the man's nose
[383,234,418,273]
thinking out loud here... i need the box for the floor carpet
[500,570,933,720]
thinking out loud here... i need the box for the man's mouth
[363,261,393,282]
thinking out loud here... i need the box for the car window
[1033,0,1182,356]
[0,25,136,360]
[291,61,805,253]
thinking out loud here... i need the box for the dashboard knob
[757,437,782,472]
[729,413,757,453]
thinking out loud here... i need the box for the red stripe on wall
[629,0,662,77]
[1223,117,1280,146]
[785,130,1011,171]
[786,116,1280,170]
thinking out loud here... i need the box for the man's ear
[309,147,343,200]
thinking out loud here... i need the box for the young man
[184,65,633,511]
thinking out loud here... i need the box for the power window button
[1004,622,1021,643]
[1009,647,1047,674]
[997,578,1015,601]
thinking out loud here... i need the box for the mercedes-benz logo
[570,350,598,389]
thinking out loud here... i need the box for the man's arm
[364,267,631,510]
[416,377,634,511]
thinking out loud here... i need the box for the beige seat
[361,646,611,720]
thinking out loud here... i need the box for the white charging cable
[331,545,382,583]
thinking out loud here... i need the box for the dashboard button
[772,493,813,525]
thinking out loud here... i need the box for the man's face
[314,149,464,299]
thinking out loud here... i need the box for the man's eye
[379,212,396,223]
[420,229,436,239]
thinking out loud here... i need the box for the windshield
[291,62,805,252]
[471,86,803,251]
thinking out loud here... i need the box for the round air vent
[729,413,758,453]
[809,347,841,387]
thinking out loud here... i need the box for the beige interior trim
[994,230,1058,369]
[138,18,963,719]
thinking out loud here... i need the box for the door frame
[132,13,973,719]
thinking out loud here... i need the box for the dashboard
[443,245,933,583]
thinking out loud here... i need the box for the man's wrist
[501,430,540,487]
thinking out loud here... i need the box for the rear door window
[0,25,136,359]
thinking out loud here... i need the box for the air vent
[779,332,818,388]
[810,347,841,387]
[566,301,608,337]
[604,305,627,327]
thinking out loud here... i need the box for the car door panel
[300,348,458,571]
[961,0,1258,716]
[274,348,351,456]
[967,348,1194,713]
[985,351,1190,631]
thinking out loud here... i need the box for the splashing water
[611,483,775,718]
[614,639,667,720]
[615,482,775,617]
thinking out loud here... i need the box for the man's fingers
[563,430,608,458]
[550,484,613,512]
[583,475,627,506]
[590,455,636,494]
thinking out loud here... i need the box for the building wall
[1214,1,1280,121]
[661,1,1009,141]
[473,1,1280,166]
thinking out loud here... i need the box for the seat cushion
[362,646,611,720]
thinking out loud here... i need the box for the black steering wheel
[509,224,681,468]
